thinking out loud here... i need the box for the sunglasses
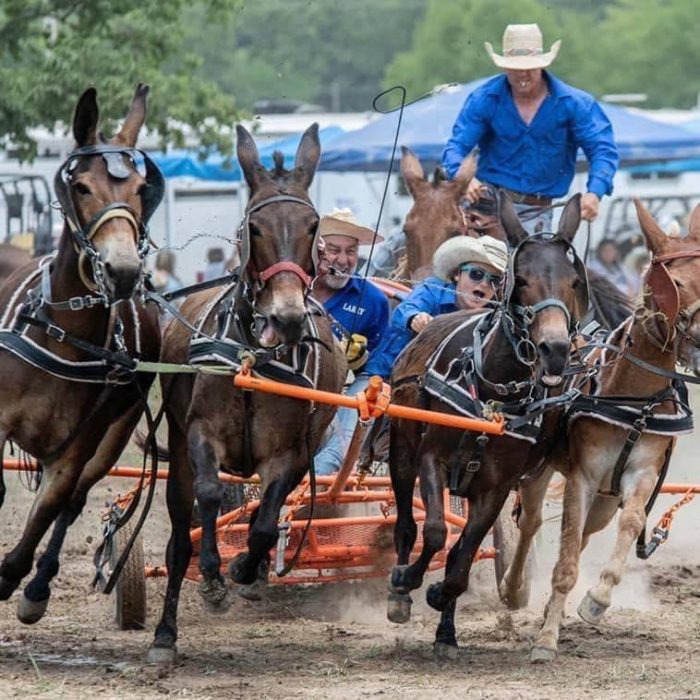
[459,263,502,288]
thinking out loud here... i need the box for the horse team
[0,85,698,666]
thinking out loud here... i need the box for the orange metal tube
[233,372,504,435]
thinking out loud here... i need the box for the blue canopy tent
[318,79,700,172]
[152,125,345,181]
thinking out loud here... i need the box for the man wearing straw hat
[313,208,390,475]
[443,23,619,235]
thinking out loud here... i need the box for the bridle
[54,144,164,300]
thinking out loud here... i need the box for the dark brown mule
[497,201,700,662]
[147,124,345,664]
[0,86,161,623]
[398,149,505,281]
[386,195,589,656]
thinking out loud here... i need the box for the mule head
[63,84,156,300]
[502,194,588,384]
[237,123,320,347]
[635,199,700,375]
[401,149,500,280]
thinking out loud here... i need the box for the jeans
[513,202,554,236]
[314,374,370,476]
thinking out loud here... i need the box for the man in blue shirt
[312,208,390,474]
[366,235,508,379]
[443,23,619,234]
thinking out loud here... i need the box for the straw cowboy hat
[485,24,561,71]
[319,208,383,244]
[434,235,508,282]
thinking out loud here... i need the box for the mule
[147,124,345,663]
[0,85,162,623]
[498,200,700,662]
[386,194,591,655]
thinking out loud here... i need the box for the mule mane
[431,167,448,187]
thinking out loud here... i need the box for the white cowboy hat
[319,207,383,244]
[433,235,508,282]
[485,24,561,71]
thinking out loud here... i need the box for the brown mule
[0,85,161,624]
[386,195,589,656]
[147,124,345,664]
[517,200,700,662]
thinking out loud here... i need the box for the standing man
[312,208,390,475]
[443,23,619,234]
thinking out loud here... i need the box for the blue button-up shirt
[365,276,456,379]
[442,73,619,198]
[322,277,389,353]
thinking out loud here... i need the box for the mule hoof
[197,579,232,613]
[17,593,49,625]
[425,582,448,612]
[389,565,410,594]
[387,592,412,624]
[236,581,264,602]
[228,553,256,586]
[530,645,557,664]
[146,645,177,665]
[577,591,609,626]
[433,641,459,660]
[499,581,530,611]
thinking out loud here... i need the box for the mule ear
[452,153,477,196]
[499,193,528,248]
[115,83,149,147]
[400,147,426,198]
[688,204,700,240]
[236,124,264,189]
[557,193,581,243]
[73,87,99,147]
[634,198,667,256]
[294,122,321,189]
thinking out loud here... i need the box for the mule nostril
[538,341,551,357]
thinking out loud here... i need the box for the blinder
[504,232,589,333]
[54,143,165,296]
[237,194,320,292]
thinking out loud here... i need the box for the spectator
[588,238,637,298]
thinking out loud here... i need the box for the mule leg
[578,471,656,625]
[0,457,82,600]
[189,428,231,612]
[391,450,446,594]
[19,403,144,623]
[531,470,594,662]
[148,422,193,664]
[426,484,510,615]
[387,419,420,622]
[499,465,555,609]
[229,451,302,586]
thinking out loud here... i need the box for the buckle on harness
[46,324,66,342]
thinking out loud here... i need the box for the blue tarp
[318,79,700,172]
[152,126,345,181]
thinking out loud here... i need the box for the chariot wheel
[492,491,534,609]
[111,522,147,630]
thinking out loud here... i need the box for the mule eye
[249,222,262,237]
[309,222,319,236]
[515,275,529,288]
[572,278,581,289]
[673,278,684,288]
[74,182,92,196]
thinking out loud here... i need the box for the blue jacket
[442,73,619,198]
[322,277,389,353]
[365,276,456,379]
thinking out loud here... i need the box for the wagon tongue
[259,321,279,348]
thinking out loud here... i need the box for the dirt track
[1,410,700,698]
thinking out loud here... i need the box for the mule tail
[134,429,170,462]
[587,269,634,330]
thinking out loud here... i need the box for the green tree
[0,0,242,160]
[384,0,595,102]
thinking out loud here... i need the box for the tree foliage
[0,0,241,160]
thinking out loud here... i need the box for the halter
[501,231,589,366]
[238,194,319,292]
[642,249,700,350]
[53,144,165,298]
